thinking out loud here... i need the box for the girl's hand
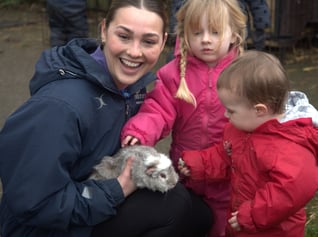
[228,211,241,231]
[117,157,137,197]
[121,135,140,147]
[178,158,191,176]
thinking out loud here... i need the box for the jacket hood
[29,38,155,95]
[279,91,318,160]
[281,91,318,127]
[259,118,318,162]
[287,119,318,159]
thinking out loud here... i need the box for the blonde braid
[175,37,197,107]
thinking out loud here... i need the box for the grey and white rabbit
[89,145,179,193]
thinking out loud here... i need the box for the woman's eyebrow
[116,25,160,38]
[115,25,131,33]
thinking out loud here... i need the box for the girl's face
[101,6,167,89]
[188,13,236,67]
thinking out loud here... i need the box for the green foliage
[305,194,318,237]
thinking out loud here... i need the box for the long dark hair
[105,0,168,36]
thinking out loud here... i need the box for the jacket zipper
[125,101,130,121]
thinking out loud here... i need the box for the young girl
[121,0,247,236]
[179,50,318,237]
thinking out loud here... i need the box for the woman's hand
[117,157,137,197]
[121,135,140,147]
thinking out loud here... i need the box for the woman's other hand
[117,157,137,197]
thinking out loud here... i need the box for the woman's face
[101,6,167,89]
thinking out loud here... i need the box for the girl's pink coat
[122,49,238,236]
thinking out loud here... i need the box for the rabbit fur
[89,145,179,193]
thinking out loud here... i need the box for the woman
[0,0,211,237]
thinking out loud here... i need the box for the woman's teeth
[121,59,140,68]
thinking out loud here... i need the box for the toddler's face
[218,88,260,132]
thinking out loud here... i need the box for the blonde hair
[217,50,290,114]
[175,0,247,106]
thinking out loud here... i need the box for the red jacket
[182,118,318,237]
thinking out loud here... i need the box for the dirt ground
[0,4,318,152]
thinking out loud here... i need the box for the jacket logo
[95,94,107,109]
[134,91,146,105]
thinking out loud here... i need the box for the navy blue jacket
[0,38,155,237]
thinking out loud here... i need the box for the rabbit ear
[144,155,160,166]
[144,154,172,175]
[144,156,160,175]
[145,166,157,176]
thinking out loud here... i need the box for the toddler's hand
[228,211,241,231]
[121,135,140,147]
[178,158,191,176]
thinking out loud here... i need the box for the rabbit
[89,145,179,193]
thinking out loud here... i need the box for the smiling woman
[100,5,167,89]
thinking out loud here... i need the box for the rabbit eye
[159,173,167,179]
